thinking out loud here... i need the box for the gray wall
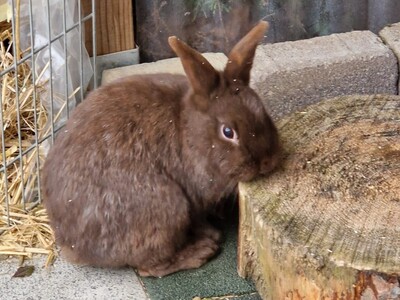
[135,0,400,62]
[264,0,400,43]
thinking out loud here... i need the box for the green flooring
[139,212,260,300]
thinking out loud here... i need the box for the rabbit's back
[47,73,187,169]
[63,73,187,155]
[44,73,188,194]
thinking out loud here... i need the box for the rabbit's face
[182,84,280,183]
[215,86,280,181]
[171,21,280,183]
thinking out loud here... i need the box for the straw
[0,15,58,266]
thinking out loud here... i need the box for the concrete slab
[380,22,400,60]
[251,30,398,119]
[95,48,140,87]
[102,53,228,85]
[0,256,148,300]
[379,22,400,91]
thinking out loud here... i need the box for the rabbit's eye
[220,125,239,144]
[223,126,234,139]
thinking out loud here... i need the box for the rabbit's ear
[168,37,219,97]
[224,21,269,86]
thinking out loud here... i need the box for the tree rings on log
[238,95,400,300]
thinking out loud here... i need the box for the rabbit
[41,21,281,278]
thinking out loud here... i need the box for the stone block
[101,53,228,85]
[379,22,400,91]
[251,30,398,119]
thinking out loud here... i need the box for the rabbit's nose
[260,155,280,175]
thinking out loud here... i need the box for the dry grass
[0,205,56,266]
[0,20,56,266]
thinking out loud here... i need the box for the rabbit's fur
[42,21,280,277]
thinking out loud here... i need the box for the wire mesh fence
[0,0,97,264]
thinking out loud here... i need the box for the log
[238,94,400,300]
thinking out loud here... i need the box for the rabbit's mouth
[236,156,280,182]
[236,166,260,182]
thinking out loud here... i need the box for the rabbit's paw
[195,223,221,243]
[138,236,219,277]
[168,236,220,275]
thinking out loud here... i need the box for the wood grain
[82,0,135,56]
[238,94,400,299]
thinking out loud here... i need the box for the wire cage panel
[0,0,97,262]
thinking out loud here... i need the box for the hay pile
[0,20,56,266]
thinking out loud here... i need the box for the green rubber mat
[139,213,261,300]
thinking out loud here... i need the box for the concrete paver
[251,30,398,119]
[0,256,148,300]
[101,53,228,85]
[379,22,400,91]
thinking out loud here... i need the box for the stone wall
[251,27,399,119]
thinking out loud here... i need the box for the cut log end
[238,95,400,299]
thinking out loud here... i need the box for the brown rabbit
[42,21,280,277]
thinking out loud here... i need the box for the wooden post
[238,94,400,300]
[82,0,135,56]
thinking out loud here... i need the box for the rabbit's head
[169,21,281,183]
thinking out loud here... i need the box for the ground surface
[0,210,260,300]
